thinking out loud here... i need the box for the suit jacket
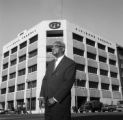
[40,56,76,103]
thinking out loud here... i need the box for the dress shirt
[54,55,64,69]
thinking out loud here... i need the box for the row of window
[76,63,118,78]
[3,35,38,58]
[2,64,37,82]
[3,49,37,69]
[73,47,116,65]
[1,97,36,110]
[75,80,119,91]
[1,80,37,94]
[73,33,115,54]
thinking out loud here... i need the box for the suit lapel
[53,56,66,73]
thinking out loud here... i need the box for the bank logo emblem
[49,22,61,29]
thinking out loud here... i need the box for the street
[0,112,123,120]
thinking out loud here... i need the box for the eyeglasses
[52,44,64,49]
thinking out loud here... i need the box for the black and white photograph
[0,0,123,120]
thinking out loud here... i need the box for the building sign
[49,22,61,29]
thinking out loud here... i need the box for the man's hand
[38,97,45,108]
[47,97,56,106]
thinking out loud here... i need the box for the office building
[0,20,122,113]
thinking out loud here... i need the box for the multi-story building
[0,20,122,113]
[116,44,123,97]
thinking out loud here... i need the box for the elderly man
[39,41,76,120]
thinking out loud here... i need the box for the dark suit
[40,56,76,120]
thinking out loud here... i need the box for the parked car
[102,104,116,112]
[79,100,103,113]
[116,101,123,112]
[116,105,123,112]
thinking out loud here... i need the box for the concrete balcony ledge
[18,47,27,57]
[101,90,111,98]
[0,94,6,102]
[109,65,118,73]
[89,88,100,97]
[99,62,108,70]
[16,90,24,100]
[111,78,120,85]
[28,41,38,52]
[98,49,107,58]
[86,45,97,54]
[87,58,98,68]
[74,54,85,65]
[88,73,99,82]
[75,87,88,96]
[73,40,85,50]
[0,81,7,89]
[100,75,110,84]
[10,52,17,61]
[108,53,116,61]
[76,70,86,80]
[113,91,122,99]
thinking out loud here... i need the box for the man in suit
[39,41,76,120]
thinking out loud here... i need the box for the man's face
[52,43,64,57]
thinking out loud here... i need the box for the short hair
[53,41,65,48]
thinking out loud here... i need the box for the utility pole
[29,81,32,114]
[26,79,32,114]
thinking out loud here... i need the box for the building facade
[117,45,123,97]
[0,20,122,113]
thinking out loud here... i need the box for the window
[11,46,17,54]
[112,85,119,91]
[8,86,15,93]
[109,59,116,65]
[17,83,25,91]
[18,69,26,76]
[20,41,27,49]
[89,81,98,88]
[75,79,86,87]
[10,59,17,66]
[87,52,96,60]
[100,69,108,76]
[19,54,26,62]
[101,83,109,90]
[9,72,16,79]
[3,63,8,69]
[76,63,85,71]
[98,43,105,50]
[29,34,38,44]
[29,49,37,58]
[108,47,115,54]
[46,30,63,37]
[110,72,117,78]
[86,38,95,46]
[4,51,9,58]
[73,47,84,56]
[88,66,97,74]
[2,75,7,82]
[1,88,6,94]
[99,56,107,63]
[27,98,36,110]
[28,64,37,73]
[27,80,37,89]
[7,101,14,110]
[73,33,83,42]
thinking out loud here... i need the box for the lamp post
[26,79,32,114]
[29,81,32,114]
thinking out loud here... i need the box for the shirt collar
[55,55,64,62]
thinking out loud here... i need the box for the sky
[0,0,123,59]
